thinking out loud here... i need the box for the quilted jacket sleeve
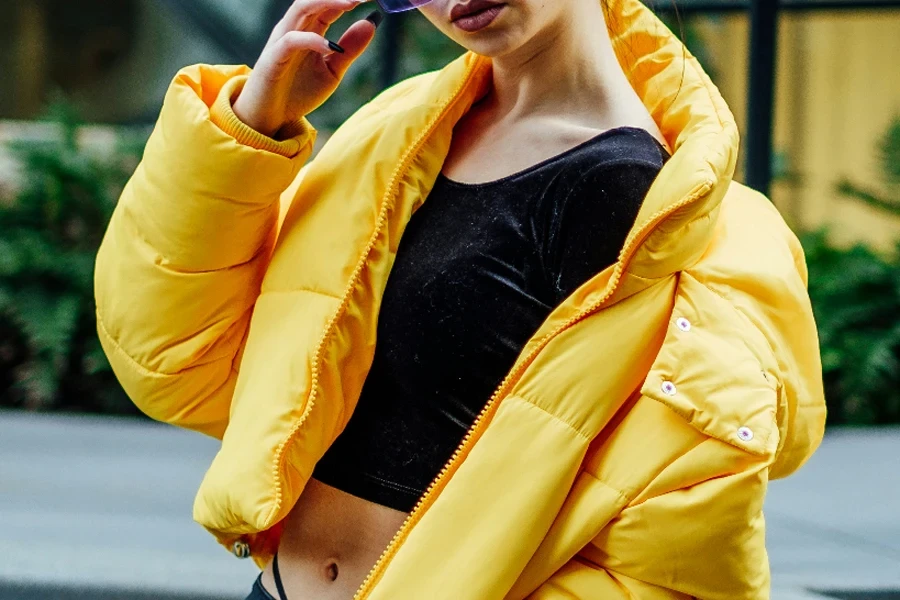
[94,64,316,439]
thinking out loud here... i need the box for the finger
[265,30,339,73]
[324,18,376,80]
[270,0,352,42]
[305,8,345,35]
[272,0,361,40]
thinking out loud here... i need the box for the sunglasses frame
[374,0,435,13]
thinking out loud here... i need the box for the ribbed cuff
[209,75,315,159]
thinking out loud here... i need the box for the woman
[94,0,826,598]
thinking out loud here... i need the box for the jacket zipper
[264,59,486,530]
[351,175,716,599]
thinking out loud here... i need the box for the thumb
[325,18,378,80]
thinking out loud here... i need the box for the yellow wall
[696,10,900,249]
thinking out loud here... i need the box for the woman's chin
[455,33,519,59]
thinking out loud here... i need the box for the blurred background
[0,1,898,599]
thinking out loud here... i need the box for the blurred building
[1,0,899,246]
[0,0,276,123]
[693,9,900,248]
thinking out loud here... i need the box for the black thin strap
[272,553,289,600]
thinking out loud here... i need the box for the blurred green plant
[836,116,900,217]
[806,116,900,425]
[802,230,900,425]
[0,101,146,413]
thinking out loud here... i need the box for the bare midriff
[259,477,410,599]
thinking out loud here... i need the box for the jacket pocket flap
[641,274,779,457]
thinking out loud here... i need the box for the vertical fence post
[13,2,49,119]
[379,13,404,90]
[746,0,780,196]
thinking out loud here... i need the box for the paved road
[1,411,898,599]
[0,412,256,598]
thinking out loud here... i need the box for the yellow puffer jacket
[95,0,826,597]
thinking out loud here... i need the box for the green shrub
[0,103,147,414]
[802,230,900,425]
[807,115,900,425]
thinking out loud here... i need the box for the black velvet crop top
[311,127,670,512]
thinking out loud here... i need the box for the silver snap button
[661,381,677,396]
[737,427,754,442]
[675,317,692,332]
[232,540,251,559]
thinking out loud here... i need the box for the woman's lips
[452,4,505,32]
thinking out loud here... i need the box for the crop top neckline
[438,126,668,189]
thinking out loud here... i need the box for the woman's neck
[485,2,647,132]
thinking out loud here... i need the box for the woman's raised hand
[232,0,379,137]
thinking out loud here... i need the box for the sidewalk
[1,411,898,599]
[765,426,900,597]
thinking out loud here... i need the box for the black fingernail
[365,10,384,28]
[327,40,345,53]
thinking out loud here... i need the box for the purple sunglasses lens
[375,0,433,13]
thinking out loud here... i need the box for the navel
[324,560,339,582]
